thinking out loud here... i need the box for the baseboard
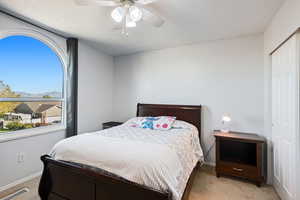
[0,171,42,193]
[273,177,292,200]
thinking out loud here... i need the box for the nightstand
[214,131,266,187]
[102,121,123,129]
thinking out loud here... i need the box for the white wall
[3,0,298,190]
[263,0,300,190]
[0,12,66,53]
[0,131,65,189]
[0,12,67,189]
[0,12,114,190]
[264,0,300,54]
[113,35,264,164]
[78,41,114,133]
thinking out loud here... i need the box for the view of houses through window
[0,35,64,133]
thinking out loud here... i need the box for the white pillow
[124,117,145,128]
[172,120,194,129]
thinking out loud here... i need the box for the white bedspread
[50,122,203,200]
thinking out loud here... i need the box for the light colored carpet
[0,165,280,200]
[189,165,280,200]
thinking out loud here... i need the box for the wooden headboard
[136,103,202,140]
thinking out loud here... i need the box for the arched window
[0,35,65,134]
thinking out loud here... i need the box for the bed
[39,103,202,200]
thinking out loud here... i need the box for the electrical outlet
[17,153,25,163]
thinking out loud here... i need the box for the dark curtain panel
[66,38,78,137]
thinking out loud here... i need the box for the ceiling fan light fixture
[111,6,125,23]
[129,6,143,22]
[126,15,136,27]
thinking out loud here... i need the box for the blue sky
[0,35,63,94]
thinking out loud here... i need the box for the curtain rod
[0,8,67,39]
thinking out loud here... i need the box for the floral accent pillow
[153,116,176,131]
[125,116,176,130]
[140,117,160,129]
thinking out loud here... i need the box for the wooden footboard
[39,155,199,200]
[39,155,171,200]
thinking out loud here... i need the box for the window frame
[0,29,67,139]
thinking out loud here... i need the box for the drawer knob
[233,167,244,172]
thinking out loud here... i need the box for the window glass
[0,36,64,133]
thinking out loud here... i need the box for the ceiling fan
[75,0,165,36]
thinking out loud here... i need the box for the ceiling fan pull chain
[122,6,129,36]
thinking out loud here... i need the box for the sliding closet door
[271,34,298,200]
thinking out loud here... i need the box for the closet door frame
[271,31,300,200]
[296,32,300,200]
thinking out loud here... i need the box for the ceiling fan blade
[75,0,121,6]
[134,0,158,5]
[95,0,121,6]
[141,7,164,27]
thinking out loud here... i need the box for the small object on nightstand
[220,114,231,133]
[214,130,266,187]
[102,121,123,129]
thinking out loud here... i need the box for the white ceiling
[0,0,284,56]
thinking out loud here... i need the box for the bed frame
[39,103,202,200]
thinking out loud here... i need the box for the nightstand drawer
[217,161,259,179]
